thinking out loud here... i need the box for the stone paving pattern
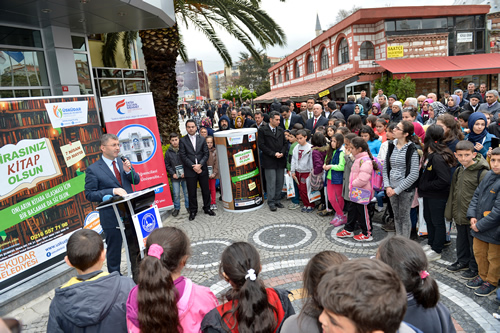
[6,192,500,332]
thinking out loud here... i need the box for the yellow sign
[318,89,330,98]
[387,45,404,58]
[60,140,86,167]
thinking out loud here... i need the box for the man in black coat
[279,105,304,130]
[270,98,282,112]
[179,120,215,221]
[306,103,328,134]
[258,111,288,211]
[341,95,356,119]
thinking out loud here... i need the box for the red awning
[254,73,360,103]
[376,53,500,79]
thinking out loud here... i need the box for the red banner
[100,93,173,209]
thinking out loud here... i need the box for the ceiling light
[118,12,126,16]
[79,18,86,22]
[41,9,52,13]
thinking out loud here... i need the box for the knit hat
[468,93,482,101]
[389,94,398,101]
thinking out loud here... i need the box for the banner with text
[0,95,102,288]
[100,93,172,209]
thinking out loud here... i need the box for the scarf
[421,98,434,116]
[372,103,381,115]
[467,112,488,144]
[429,101,446,119]
[355,104,365,116]
[446,94,461,113]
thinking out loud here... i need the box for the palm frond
[178,31,188,63]
[122,31,138,68]
[102,32,121,67]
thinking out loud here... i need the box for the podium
[97,184,165,278]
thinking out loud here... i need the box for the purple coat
[312,147,327,175]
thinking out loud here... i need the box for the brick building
[256,5,500,105]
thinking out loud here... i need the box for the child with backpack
[323,133,346,226]
[445,140,489,280]
[201,242,294,332]
[126,227,218,332]
[336,137,377,241]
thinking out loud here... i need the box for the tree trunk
[139,25,180,143]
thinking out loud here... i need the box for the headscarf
[446,95,461,113]
[413,122,426,142]
[371,103,381,115]
[355,104,365,115]
[234,115,245,129]
[467,112,488,144]
[427,101,446,125]
[421,98,434,116]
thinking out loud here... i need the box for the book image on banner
[0,95,102,290]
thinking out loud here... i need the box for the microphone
[120,155,127,162]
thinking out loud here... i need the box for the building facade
[256,5,500,104]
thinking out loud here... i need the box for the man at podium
[84,133,141,275]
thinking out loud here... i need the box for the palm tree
[139,0,286,141]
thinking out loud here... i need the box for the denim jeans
[172,180,189,210]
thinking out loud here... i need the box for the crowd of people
[48,227,456,333]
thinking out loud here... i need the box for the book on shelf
[175,165,184,178]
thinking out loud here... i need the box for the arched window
[294,62,300,78]
[273,73,276,85]
[320,47,329,70]
[307,54,314,74]
[338,38,349,65]
[285,67,289,81]
[278,70,282,83]
[360,41,375,60]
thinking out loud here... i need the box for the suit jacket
[306,116,328,134]
[179,134,209,177]
[85,157,141,229]
[299,110,314,125]
[251,121,267,129]
[279,114,304,130]
[258,125,287,169]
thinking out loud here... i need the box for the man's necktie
[285,118,289,130]
[272,128,276,135]
[313,118,317,128]
[309,112,312,119]
[112,161,122,186]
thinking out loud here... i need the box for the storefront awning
[376,54,500,79]
[254,73,360,103]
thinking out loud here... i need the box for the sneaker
[422,244,431,252]
[426,250,441,262]
[305,206,314,213]
[376,205,384,212]
[332,215,347,227]
[301,207,307,213]
[444,240,452,247]
[340,215,347,224]
[288,203,300,210]
[336,229,354,238]
[330,214,340,225]
[446,262,469,273]
[466,276,485,289]
[353,233,373,242]
[474,282,497,297]
[211,204,217,210]
[461,269,479,280]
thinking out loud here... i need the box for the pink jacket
[349,151,374,198]
[126,278,218,333]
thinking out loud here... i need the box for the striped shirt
[382,139,420,195]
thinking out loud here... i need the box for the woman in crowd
[445,95,462,118]
[371,102,382,117]
[418,125,456,262]
[436,113,464,153]
[425,101,446,126]
[354,104,367,124]
[346,114,363,135]
[382,121,420,239]
[466,112,495,158]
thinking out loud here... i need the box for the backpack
[386,141,420,192]
[360,156,384,192]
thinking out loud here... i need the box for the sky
[179,0,454,74]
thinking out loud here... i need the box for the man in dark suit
[341,95,356,119]
[299,98,315,125]
[179,119,215,221]
[306,103,328,134]
[258,111,288,211]
[85,133,141,275]
[279,105,304,130]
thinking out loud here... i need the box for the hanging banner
[100,93,173,209]
[0,95,102,289]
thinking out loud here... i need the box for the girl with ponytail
[201,242,294,333]
[377,236,455,333]
[126,227,218,333]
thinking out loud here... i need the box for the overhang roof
[0,0,175,34]
[376,53,500,79]
[255,73,360,103]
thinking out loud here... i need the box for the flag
[4,51,25,63]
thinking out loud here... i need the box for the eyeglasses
[103,144,120,147]
[394,127,403,131]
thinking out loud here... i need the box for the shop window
[0,49,50,88]
[338,38,349,65]
[0,26,42,48]
[273,73,276,85]
[456,16,474,30]
[294,62,300,78]
[320,47,329,70]
[307,54,314,74]
[360,42,375,60]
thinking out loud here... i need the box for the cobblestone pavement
[7,193,500,332]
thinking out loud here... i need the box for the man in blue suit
[279,105,304,130]
[306,103,328,134]
[85,133,140,275]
